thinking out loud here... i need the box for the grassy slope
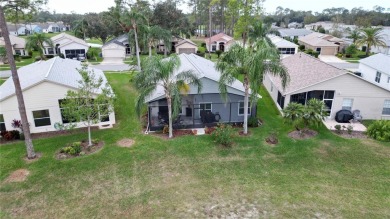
[0,74,389,218]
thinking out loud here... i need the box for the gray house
[145,53,257,131]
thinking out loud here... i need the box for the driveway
[318,55,347,63]
[0,70,11,78]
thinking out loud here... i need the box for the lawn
[0,73,389,218]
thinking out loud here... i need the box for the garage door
[103,49,125,58]
[321,47,336,55]
[178,48,196,54]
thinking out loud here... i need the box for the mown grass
[0,73,389,218]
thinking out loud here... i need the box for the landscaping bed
[288,129,318,139]
[56,140,104,160]
[332,130,367,139]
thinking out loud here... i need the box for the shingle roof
[359,53,390,74]
[277,29,313,37]
[269,53,347,95]
[51,33,88,47]
[145,54,248,102]
[0,35,26,48]
[298,32,340,47]
[176,39,197,47]
[0,57,109,101]
[103,34,128,48]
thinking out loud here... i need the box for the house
[101,34,131,63]
[263,53,390,120]
[287,22,303,29]
[358,54,390,90]
[175,39,198,54]
[268,35,298,57]
[145,53,257,131]
[42,22,61,33]
[205,33,234,52]
[6,23,27,36]
[43,33,89,59]
[277,28,313,40]
[25,24,42,35]
[298,32,343,55]
[157,36,184,53]
[0,57,116,134]
[0,35,28,56]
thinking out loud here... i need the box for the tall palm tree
[347,29,361,44]
[248,22,278,47]
[122,10,147,71]
[216,40,289,135]
[356,27,387,56]
[25,33,53,60]
[0,5,36,159]
[134,55,203,138]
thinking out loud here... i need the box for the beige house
[298,32,343,55]
[175,39,198,54]
[205,33,234,52]
[264,53,390,120]
[0,35,28,56]
[0,57,116,134]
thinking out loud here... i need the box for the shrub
[35,56,42,61]
[20,55,32,59]
[204,126,216,134]
[299,45,305,51]
[3,131,14,141]
[347,125,353,135]
[61,141,83,155]
[215,50,223,58]
[196,52,205,57]
[162,125,169,134]
[345,44,358,56]
[248,117,259,127]
[336,53,343,58]
[198,46,206,53]
[211,123,234,146]
[201,42,206,47]
[357,54,368,58]
[313,51,319,58]
[367,120,390,142]
[45,55,54,59]
[334,124,342,134]
[9,130,20,140]
[305,49,314,55]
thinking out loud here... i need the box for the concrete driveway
[90,63,133,71]
[318,55,347,63]
[0,70,11,78]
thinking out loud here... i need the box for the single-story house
[358,53,390,90]
[0,57,116,133]
[145,53,257,131]
[157,36,184,53]
[101,34,131,63]
[268,35,298,57]
[43,33,89,59]
[6,23,27,36]
[0,35,28,56]
[25,25,42,35]
[205,33,234,52]
[175,39,198,54]
[264,53,390,120]
[42,23,60,33]
[277,28,313,40]
[298,32,343,55]
[287,22,303,29]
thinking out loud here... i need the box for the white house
[43,33,89,59]
[205,33,234,52]
[358,54,390,90]
[101,34,131,63]
[264,53,390,120]
[175,39,198,54]
[277,28,313,40]
[0,35,28,56]
[0,57,116,134]
[268,35,298,57]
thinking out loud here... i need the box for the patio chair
[352,110,363,122]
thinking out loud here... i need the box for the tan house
[264,53,390,120]
[298,32,343,55]
[205,33,234,52]
[0,35,28,56]
[175,39,198,54]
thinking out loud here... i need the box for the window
[32,110,51,127]
[15,49,21,55]
[316,48,321,53]
[375,71,381,83]
[47,48,54,54]
[200,103,212,111]
[383,100,390,115]
[387,76,390,83]
[277,92,285,109]
[125,44,131,54]
[342,98,353,111]
[0,114,5,132]
[211,45,216,51]
[238,102,251,115]
[290,92,307,105]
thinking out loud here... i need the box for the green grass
[0,74,389,218]
[361,120,375,127]
[0,79,5,85]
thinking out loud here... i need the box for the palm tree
[282,102,304,131]
[356,27,387,56]
[0,5,36,159]
[248,22,278,47]
[347,29,361,44]
[122,10,147,71]
[25,33,53,60]
[134,55,203,138]
[216,33,289,135]
[146,26,171,57]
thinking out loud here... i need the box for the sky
[45,0,390,14]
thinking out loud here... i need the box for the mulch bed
[56,140,104,160]
[332,130,367,139]
[117,138,135,148]
[23,152,42,163]
[149,129,195,139]
[288,129,318,139]
[238,130,252,136]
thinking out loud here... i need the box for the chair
[352,110,363,122]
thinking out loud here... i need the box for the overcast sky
[45,0,390,14]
